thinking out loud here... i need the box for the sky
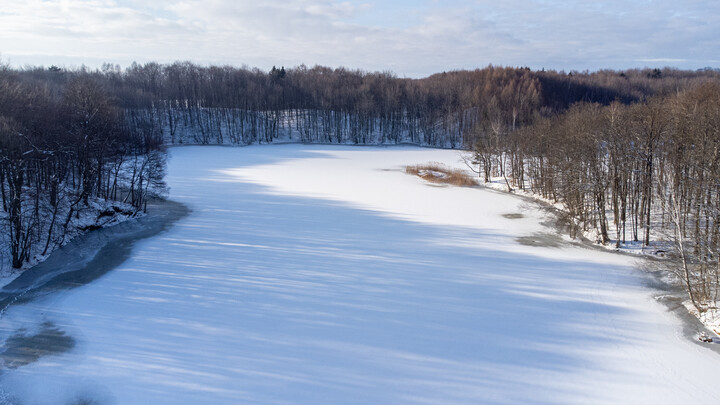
[0,0,718,78]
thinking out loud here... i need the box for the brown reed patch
[405,162,478,187]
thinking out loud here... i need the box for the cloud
[0,0,718,76]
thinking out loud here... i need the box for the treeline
[15,62,720,147]
[0,65,166,269]
[99,63,545,147]
[118,64,720,147]
[473,82,720,312]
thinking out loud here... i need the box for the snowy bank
[0,199,188,313]
[0,199,142,287]
[474,171,720,338]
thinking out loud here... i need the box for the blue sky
[1,0,718,77]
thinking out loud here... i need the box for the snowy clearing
[1,145,719,404]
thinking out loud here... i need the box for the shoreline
[0,199,190,313]
[478,182,720,353]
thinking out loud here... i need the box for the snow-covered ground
[477,173,673,255]
[1,145,720,404]
[0,194,142,276]
[475,170,720,332]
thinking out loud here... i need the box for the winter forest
[2,61,720,318]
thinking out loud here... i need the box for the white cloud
[0,0,718,76]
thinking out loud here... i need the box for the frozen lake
[1,145,720,404]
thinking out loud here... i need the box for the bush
[405,163,478,187]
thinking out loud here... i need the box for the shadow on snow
[1,146,650,405]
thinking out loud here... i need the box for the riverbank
[484,179,720,354]
[0,199,189,314]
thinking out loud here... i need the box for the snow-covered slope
[1,145,719,404]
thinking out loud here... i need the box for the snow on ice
[1,145,719,404]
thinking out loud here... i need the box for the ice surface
[1,145,719,404]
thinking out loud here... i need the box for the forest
[0,64,166,269]
[1,60,720,316]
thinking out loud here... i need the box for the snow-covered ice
[1,145,719,404]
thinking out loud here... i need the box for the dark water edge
[0,199,190,313]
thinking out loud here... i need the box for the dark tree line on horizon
[110,63,720,147]
[12,61,719,147]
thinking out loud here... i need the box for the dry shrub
[405,162,478,187]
